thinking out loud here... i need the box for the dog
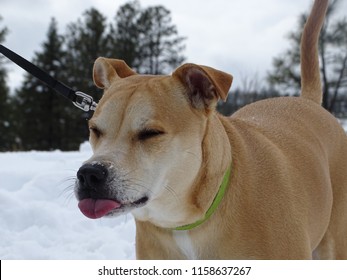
[75,0,347,259]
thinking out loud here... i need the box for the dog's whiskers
[108,171,154,200]
[58,176,77,205]
[116,168,154,195]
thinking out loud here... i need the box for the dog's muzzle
[75,163,149,219]
[76,163,121,219]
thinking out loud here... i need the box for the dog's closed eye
[138,129,165,141]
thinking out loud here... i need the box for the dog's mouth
[78,196,149,219]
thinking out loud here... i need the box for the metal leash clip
[73,91,98,112]
[0,44,99,114]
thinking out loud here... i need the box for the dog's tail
[300,0,329,104]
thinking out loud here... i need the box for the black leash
[0,44,97,114]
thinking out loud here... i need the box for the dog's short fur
[75,0,347,259]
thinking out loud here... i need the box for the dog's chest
[172,231,197,259]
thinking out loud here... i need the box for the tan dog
[75,0,347,259]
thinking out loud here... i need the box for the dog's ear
[93,57,137,89]
[173,63,233,111]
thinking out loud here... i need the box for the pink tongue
[78,199,121,219]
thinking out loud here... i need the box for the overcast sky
[1,0,347,92]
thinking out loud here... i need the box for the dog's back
[227,0,347,259]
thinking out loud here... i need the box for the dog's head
[75,58,232,228]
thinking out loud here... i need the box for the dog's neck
[172,163,232,230]
[193,114,232,210]
[169,113,232,230]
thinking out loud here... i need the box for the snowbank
[0,142,136,259]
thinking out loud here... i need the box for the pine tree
[111,1,142,69]
[137,5,186,74]
[13,18,78,150]
[112,1,186,74]
[64,8,111,95]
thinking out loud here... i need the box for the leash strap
[0,44,97,113]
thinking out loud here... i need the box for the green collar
[172,165,231,231]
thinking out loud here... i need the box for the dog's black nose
[77,164,108,189]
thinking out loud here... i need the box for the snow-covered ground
[1,119,347,260]
[0,142,136,260]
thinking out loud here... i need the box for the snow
[0,142,136,260]
[1,119,347,260]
